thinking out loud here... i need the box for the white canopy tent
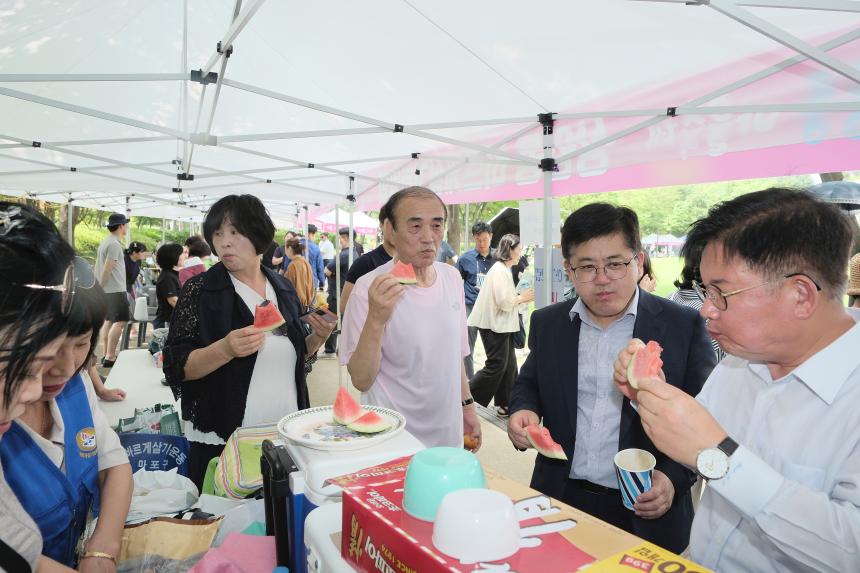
[1,0,859,302]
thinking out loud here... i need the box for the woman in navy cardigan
[163,195,336,488]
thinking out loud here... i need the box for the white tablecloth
[101,349,177,426]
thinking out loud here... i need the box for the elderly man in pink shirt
[340,186,481,450]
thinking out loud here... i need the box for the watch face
[697,448,729,480]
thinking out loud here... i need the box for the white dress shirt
[568,289,638,488]
[690,308,860,572]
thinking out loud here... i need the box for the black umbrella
[488,207,520,248]
[808,181,860,212]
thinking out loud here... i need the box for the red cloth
[179,263,206,286]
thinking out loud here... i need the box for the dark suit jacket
[510,288,716,552]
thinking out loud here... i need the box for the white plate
[277,405,406,451]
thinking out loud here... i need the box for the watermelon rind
[254,300,286,332]
[391,260,418,285]
[526,424,568,460]
[626,340,664,390]
[347,410,391,433]
[333,386,364,425]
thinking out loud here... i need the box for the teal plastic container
[402,447,486,521]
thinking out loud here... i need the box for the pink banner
[356,30,860,210]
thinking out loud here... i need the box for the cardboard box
[328,455,710,573]
[585,542,713,572]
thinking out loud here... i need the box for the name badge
[476,273,487,291]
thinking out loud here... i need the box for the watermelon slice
[347,410,391,434]
[627,340,664,389]
[391,260,417,285]
[526,424,568,460]
[253,300,285,332]
[332,386,365,425]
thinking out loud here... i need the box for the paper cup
[614,448,656,510]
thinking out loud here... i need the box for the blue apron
[0,374,100,566]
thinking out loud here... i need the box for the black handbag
[512,314,526,349]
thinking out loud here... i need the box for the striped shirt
[667,288,726,361]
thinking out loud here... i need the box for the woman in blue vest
[0,201,77,573]
[1,278,132,571]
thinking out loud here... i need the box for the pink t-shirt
[340,260,469,447]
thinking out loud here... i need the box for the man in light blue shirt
[304,224,325,290]
[615,188,860,572]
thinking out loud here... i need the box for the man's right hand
[220,325,266,359]
[508,409,540,450]
[367,274,405,326]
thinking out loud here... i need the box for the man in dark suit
[508,203,715,553]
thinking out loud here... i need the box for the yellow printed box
[585,542,713,573]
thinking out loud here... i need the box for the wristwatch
[461,397,475,407]
[696,436,739,480]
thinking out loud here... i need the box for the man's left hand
[636,376,727,468]
[463,406,482,453]
[633,469,673,519]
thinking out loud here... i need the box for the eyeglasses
[12,256,96,316]
[692,272,821,311]
[570,256,636,283]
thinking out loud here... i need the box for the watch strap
[717,436,739,457]
[461,397,475,407]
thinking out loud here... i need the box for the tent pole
[161,218,166,244]
[66,196,74,246]
[708,0,860,86]
[464,202,470,253]
[0,86,186,139]
[539,113,556,309]
[303,206,309,256]
[348,176,355,269]
[335,204,342,388]
[179,0,188,170]
[125,196,131,247]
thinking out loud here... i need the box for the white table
[101,349,177,425]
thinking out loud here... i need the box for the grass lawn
[649,256,684,298]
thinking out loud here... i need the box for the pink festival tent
[0,1,858,231]
[314,209,379,236]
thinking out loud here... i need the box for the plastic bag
[127,468,199,524]
[210,498,267,547]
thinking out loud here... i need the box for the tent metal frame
[1,0,859,303]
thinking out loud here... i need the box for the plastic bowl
[402,447,485,521]
[432,488,520,564]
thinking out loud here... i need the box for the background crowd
[3,182,860,573]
